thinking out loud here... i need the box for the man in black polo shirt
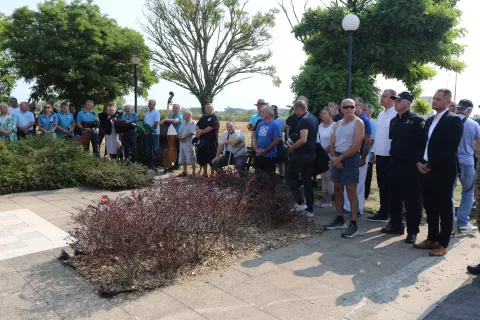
[287,100,319,217]
[385,91,425,244]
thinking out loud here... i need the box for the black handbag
[314,143,330,175]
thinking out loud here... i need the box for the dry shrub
[69,171,296,293]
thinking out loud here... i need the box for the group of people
[312,89,478,259]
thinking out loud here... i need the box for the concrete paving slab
[0,270,27,293]
[163,280,249,312]
[0,286,60,320]
[260,296,329,320]
[206,268,299,309]
[233,259,280,277]
[122,291,208,320]
[201,304,278,320]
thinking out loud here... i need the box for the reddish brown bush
[69,171,295,292]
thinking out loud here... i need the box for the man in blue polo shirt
[76,100,100,156]
[144,99,161,170]
[120,105,140,162]
[253,105,281,175]
[343,97,372,216]
[15,101,35,139]
[56,102,76,139]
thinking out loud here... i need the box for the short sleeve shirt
[249,113,262,126]
[168,113,184,133]
[15,110,35,131]
[144,109,161,134]
[254,120,282,157]
[457,114,480,166]
[219,131,248,158]
[274,116,285,141]
[178,120,197,144]
[56,112,75,137]
[369,118,376,153]
[286,114,300,138]
[38,113,58,132]
[197,113,220,142]
[120,113,140,132]
[76,110,99,134]
[359,112,372,151]
[294,112,319,154]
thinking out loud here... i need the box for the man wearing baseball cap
[383,91,425,244]
[454,99,480,234]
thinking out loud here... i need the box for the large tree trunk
[197,89,213,115]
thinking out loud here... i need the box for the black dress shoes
[405,234,417,244]
[381,222,405,235]
[467,264,480,275]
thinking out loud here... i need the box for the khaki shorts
[179,146,196,165]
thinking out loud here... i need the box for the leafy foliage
[3,0,158,106]
[0,13,15,101]
[290,0,464,108]
[412,99,432,116]
[142,0,280,113]
[68,171,296,292]
[0,136,153,195]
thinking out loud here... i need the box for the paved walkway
[0,188,479,319]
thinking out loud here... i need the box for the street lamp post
[342,14,360,98]
[131,55,141,113]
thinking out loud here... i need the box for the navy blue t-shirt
[254,120,282,157]
[294,112,319,154]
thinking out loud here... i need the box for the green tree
[411,99,432,116]
[142,0,281,114]
[287,0,464,110]
[3,0,158,107]
[0,13,16,102]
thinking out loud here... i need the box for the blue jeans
[144,134,159,169]
[123,132,137,162]
[455,163,476,227]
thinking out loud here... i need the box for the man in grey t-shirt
[213,121,248,172]
[177,110,197,176]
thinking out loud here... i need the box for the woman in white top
[105,106,121,159]
[315,107,335,208]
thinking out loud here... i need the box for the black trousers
[365,162,373,200]
[83,133,99,157]
[375,156,391,217]
[286,153,316,213]
[422,170,456,248]
[253,156,277,173]
[389,158,422,235]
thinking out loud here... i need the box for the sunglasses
[342,105,355,109]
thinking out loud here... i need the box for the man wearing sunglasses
[325,99,365,238]
[343,97,372,217]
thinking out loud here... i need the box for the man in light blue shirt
[56,102,75,138]
[455,99,480,233]
[15,101,35,139]
[362,103,376,200]
[143,99,161,170]
[76,100,100,156]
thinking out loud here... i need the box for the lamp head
[131,55,141,65]
[342,14,360,31]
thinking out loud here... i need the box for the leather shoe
[405,234,417,244]
[413,239,439,250]
[467,264,480,275]
[381,223,405,235]
[429,244,448,256]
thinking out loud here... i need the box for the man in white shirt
[8,97,19,114]
[143,99,161,171]
[367,89,398,223]
[213,121,248,172]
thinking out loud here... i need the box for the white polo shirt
[374,106,397,156]
[144,108,161,134]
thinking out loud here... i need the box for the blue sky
[2,0,479,112]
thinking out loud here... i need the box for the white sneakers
[458,223,479,234]
[314,202,333,208]
[292,203,307,212]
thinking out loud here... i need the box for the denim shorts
[331,152,360,185]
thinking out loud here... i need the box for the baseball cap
[457,99,474,109]
[390,91,414,102]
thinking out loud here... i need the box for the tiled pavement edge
[0,188,479,320]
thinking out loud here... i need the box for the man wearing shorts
[324,98,365,238]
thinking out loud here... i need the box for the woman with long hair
[315,106,335,208]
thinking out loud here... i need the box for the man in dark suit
[414,88,463,256]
